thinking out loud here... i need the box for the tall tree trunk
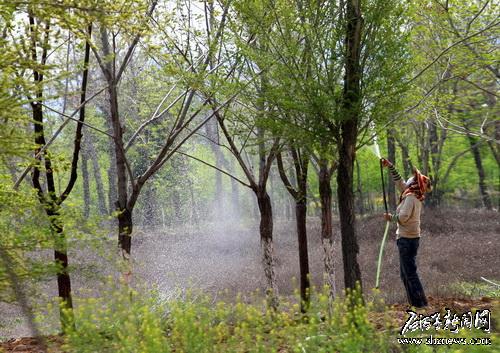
[276,149,310,310]
[387,128,397,210]
[337,0,363,293]
[118,207,133,255]
[337,128,362,292]
[256,190,278,310]
[213,149,224,217]
[319,159,336,299]
[419,121,431,176]
[103,104,117,217]
[106,83,132,254]
[485,95,499,210]
[81,150,90,219]
[48,210,74,331]
[99,27,130,253]
[397,138,413,178]
[426,121,442,207]
[87,132,108,215]
[467,134,492,209]
[32,100,74,331]
[295,197,310,311]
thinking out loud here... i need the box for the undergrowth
[61,282,497,353]
[449,281,500,299]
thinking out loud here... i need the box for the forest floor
[1,208,499,352]
[1,296,498,352]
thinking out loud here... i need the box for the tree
[90,0,233,257]
[401,0,498,208]
[276,147,310,311]
[5,5,94,329]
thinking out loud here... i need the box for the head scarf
[400,168,432,202]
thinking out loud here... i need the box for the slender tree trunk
[87,132,108,215]
[318,160,335,299]
[213,149,224,217]
[99,28,130,252]
[256,190,278,310]
[419,121,431,176]
[49,210,74,330]
[467,134,492,209]
[81,151,90,219]
[486,119,500,168]
[103,104,118,217]
[108,87,132,254]
[276,149,310,310]
[398,140,412,178]
[295,198,310,311]
[33,100,74,331]
[426,122,441,207]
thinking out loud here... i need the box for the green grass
[60,282,498,353]
[449,281,500,299]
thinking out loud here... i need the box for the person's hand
[383,213,392,221]
[380,158,392,168]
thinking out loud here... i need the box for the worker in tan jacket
[381,158,432,308]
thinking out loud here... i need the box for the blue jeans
[397,237,428,307]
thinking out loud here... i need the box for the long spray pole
[375,159,390,289]
[380,159,388,213]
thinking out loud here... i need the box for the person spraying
[381,158,432,308]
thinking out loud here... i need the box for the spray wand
[368,123,391,289]
[375,158,391,289]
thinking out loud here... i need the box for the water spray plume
[369,122,381,159]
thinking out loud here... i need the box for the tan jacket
[391,168,422,238]
[396,194,422,238]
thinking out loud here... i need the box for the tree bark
[118,207,133,255]
[467,134,492,209]
[48,210,74,331]
[426,119,445,207]
[318,159,336,299]
[295,199,310,310]
[81,150,90,219]
[397,138,413,178]
[107,140,117,217]
[337,0,363,293]
[102,102,117,217]
[256,190,279,310]
[337,128,362,292]
[87,132,108,215]
[276,149,310,310]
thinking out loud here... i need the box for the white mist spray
[369,121,382,159]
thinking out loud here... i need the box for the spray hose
[375,159,390,289]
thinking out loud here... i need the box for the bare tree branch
[13,86,107,190]
[175,150,251,188]
[408,19,500,83]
